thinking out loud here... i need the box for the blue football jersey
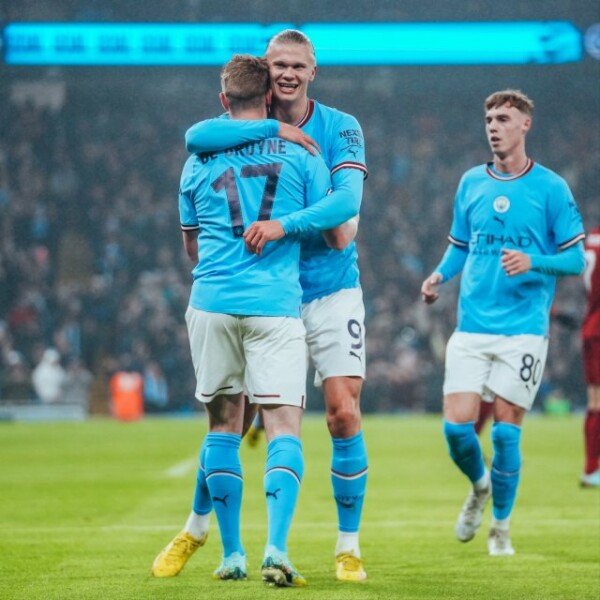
[179,136,331,317]
[296,100,368,303]
[449,160,585,335]
[184,100,367,303]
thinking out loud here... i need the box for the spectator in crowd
[1,351,35,402]
[32,348,66,404]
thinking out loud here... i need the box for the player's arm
[421,243,468,303]
[422,176,470,303]
[503,177,586,277]
[182,230,198,263]
[320,113,367,250]
[178,156,200,263]
[502,242,586,277]
[185,118,319,155]
[244,155,358,254]
[323,216,360,251]
[321,168,364,250]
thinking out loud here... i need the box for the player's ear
[522,115,532,134]
[309,66,317,82]
[219,92,229,111]
[265,89,273,110]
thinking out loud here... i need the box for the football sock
[584,410,600,475]
[443,420,486,484]
[204,432,244,557]
[335,531,360,558]
[331,431,368,555]
[491,516,510,531]
[264,435,304,555]
[474,469,491,492]
[192,438,212,516]
[491,422,521,521]
[184,511,210,540]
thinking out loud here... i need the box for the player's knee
[443,420,475,451]
[326,403,360,438]
[443,393,481,423]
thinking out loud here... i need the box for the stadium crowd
[0,77,597,412]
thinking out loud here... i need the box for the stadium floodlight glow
[3,22,582,66]
[304,22,582,65]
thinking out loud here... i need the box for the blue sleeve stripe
[558,232,585,251]
[180,223,199,231]
[331,161,368,180]
[448,234,468,247]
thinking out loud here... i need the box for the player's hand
[421,272,442,304]
[501,248,531,276]
[277,122,320,155]
[243,221,285,255]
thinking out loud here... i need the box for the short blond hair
[484,89,534,116]
[221,54,270,111]
[266,29,316,64]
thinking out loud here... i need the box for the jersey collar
[295,99,315,128]
[485,158,534,181]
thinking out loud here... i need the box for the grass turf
[0,415,598,599]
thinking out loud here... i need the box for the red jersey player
[581,226,600,487]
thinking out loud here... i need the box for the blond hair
[484,89,534,116]
[266,29,316,64]
[221,54,270,111]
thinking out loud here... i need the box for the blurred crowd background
[0,1,598,415]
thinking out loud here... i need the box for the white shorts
[301,287,366,387]
[185,307,307,407]
[443,332,549,411]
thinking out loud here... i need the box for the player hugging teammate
[154,28,369,587]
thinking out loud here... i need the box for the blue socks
[491,422,521,520]
[264,435,304,555]
[331,431,368,533]
[443,421,486,484]
[204,432,244,558]
[192,439,212,516]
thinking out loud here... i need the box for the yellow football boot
[151,530,207,577]
[335,552,367,582]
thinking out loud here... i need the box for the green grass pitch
[0,415,598,599]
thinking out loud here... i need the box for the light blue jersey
[447,160,585,335]
[295,100,367,302]
[185,99,367,303]
[179,136,331,317]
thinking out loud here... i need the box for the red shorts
[583,337,600,385]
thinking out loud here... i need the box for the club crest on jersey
[493,196,510,214]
